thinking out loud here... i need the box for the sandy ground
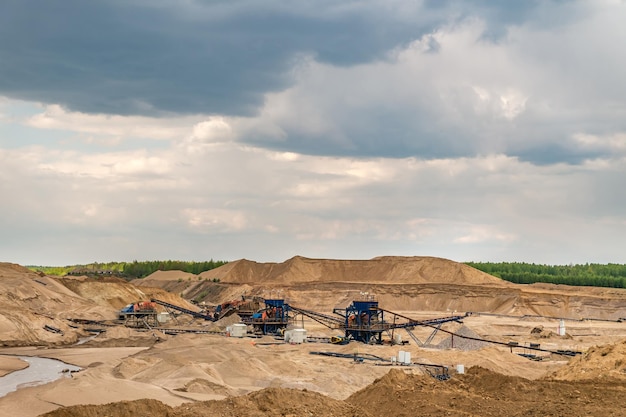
[1,312,626,417]
[4,259,626,416]
[0,356,28,377]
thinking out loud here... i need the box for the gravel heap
[434,325,490,351]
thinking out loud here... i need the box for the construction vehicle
[330,335,349,345]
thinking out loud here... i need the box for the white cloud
[182,208,247,232]
[454,225,517,244]
[34,149,173,181]
[1,133,626,264]
[2,2,626,265]
[574,133,626,154]
[26,104,203,142]
[188,117,235,144]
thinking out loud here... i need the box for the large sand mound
[198,256,507,286]
[130,257,626,319]
[0,263,109,346]
[0,263,194,346]
[141,270,197,282]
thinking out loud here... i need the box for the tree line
[30,259,228,279]
[466,262,626,288]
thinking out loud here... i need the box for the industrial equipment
[246,299,291,335]
[151,298,216,321]
[119,301,158,327]
[334,299,385,344]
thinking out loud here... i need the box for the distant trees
[29,259,228,279]
[121,259,227,278]
[466,262,626,288]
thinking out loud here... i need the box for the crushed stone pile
[434,325,489,351]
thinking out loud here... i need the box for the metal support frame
[424,322,443,346]
[123,312,158,328]
[334,300,385,344]
[249,299,291,335]
[405,328,424,346]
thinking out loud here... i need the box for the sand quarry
[2,257,626,416]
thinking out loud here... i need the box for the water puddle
[0,356,81,398]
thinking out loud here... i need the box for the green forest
[466,262,626,288]
[29,260,626,288]
[29,259,228,279]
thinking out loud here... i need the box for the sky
[1,0,626,266]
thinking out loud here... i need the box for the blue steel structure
[333,299,385,344]
[249,299,291,335]
[240,295,467,342]
[330,299,468,344]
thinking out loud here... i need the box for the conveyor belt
[151,298,216,321]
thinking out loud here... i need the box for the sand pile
[139,270,197,282]
[80,326,164,348]
[40,388,369,417]
[0,263,197,346]
[42,366,626,417]
[346,366,626,417]
[0,263,106,346]
[549,338,626,381]
[198,256,508,286]
[170,387,369,417]
[39,399,173,417]
[127,258,626,319]
[58,277,153,312]
[133,270,200,295]
[61,276,198,312]
[205,313,242,332]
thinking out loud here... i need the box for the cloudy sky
[1,0,625,266]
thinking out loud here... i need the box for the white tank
[403,351,411,365]
[456,364,465,374]
[230,323,247,338]
[398,350,406,364]
[289,328,307,344]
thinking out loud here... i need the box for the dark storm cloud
[3,0,619,167]
[0,0,545,117]
[0,0,423,116]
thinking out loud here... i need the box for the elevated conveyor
[287,305,344,329]
[151,298,217,321]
